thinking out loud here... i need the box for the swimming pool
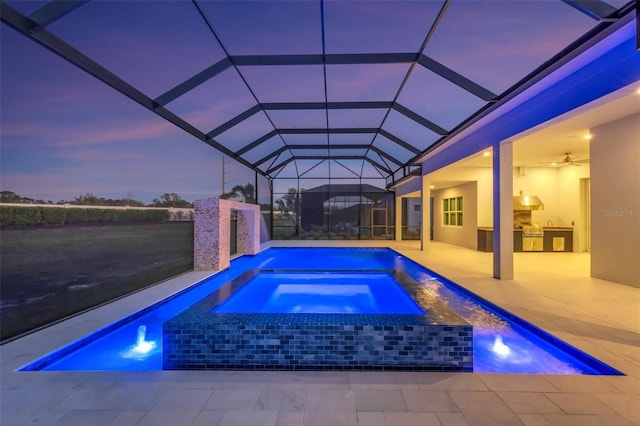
[20,247,623,375]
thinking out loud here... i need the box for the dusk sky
[0,0,608,204]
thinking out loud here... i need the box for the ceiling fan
[540,152,589,167]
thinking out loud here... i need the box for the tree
[1,191,24,203]
[275,188,301,235]
[72,193,106,205]
[151,193,192,208]
[219,183,256,203]
[0,191,48,204]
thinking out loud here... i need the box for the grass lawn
[1,222,194,341]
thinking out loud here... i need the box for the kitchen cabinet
[477,228,573,252]
[542,228,573,252]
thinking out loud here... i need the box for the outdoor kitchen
[477,192,574,252]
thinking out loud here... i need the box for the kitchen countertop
[477,227,573,231]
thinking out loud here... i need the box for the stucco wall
[432,182,478,250]
[427,167,493,228]
[512,165,590,251]
[590,113,640,287]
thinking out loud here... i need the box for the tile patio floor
[1,241,638,425]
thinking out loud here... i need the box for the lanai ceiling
[1,0,632,182]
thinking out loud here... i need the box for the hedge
[0,206,169,227]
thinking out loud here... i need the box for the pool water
[212,272,425,314]
[20,247,623,375]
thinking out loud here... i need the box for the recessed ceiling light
[584,134,592,140]
[429,185,435,189]
[483,151,491,157]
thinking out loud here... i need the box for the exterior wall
[476,168,493,228]
[591,113,640,287]
[425,167,493,227]
[405,198,422,229]
[557,165,591,252]
[194,199,260,271]
[394,176,422,196]
[513,168,559,225]
[432,182,478,250]
[511,165,591,252]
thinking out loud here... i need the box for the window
[443,196,463,226]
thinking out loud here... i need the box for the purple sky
[1,1,598,204]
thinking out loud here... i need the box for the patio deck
[1,240,638,425]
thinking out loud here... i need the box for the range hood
[513,195,544,211]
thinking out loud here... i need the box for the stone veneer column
[237,208,260,256]
[194,198,260,271]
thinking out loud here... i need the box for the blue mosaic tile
[163,269,473,371]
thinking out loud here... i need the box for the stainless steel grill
[522,224,544,236]
[522,224,544,251]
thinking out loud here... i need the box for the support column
[421,175,431,252]
[492,141,514,279]
[237,208,261,255]
[395,194,403,241]
[194,199,260,271]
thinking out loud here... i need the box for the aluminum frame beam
[0,2,268,177]
[378,130,422,154]
[417,55,497,101]
[231,52,419,66]
[391,103,449,135]
[27,0,89,32]
[152,52,492,109]
[207,104,262,138]
[235,130,278,156]
[266,156,391,176]
[208,101,395,138]
[253,144,403,168]
[263,101,393,110]
[562,0,619,20]
[236,127,420,157]
[154,57,233,106]
[208,100,446,147]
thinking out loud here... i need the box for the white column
[493,141,514,279]
[421,175,431,252]
[395,194,403,241]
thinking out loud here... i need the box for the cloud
[55,118,176,147]
[1,114,177,148]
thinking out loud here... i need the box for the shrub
[0,206,15,226]
[7,206,43,226]
[64,208,89,224]
[0,206,170,227]
[41,207,66,225]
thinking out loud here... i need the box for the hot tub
[163,269,473,371]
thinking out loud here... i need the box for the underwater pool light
[493,336,511,358]
[121,325,157,359]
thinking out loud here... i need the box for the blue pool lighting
[19,248,623,375]
[212,272,424,314]
[492,336,511,358]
